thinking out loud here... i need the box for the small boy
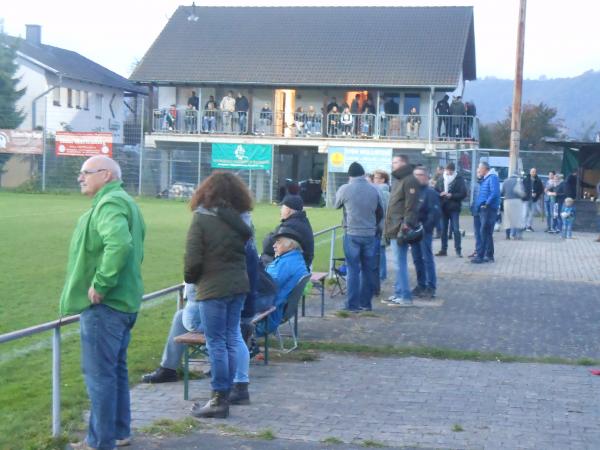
[560,197,575,239]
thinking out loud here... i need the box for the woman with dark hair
[184,172,253,419]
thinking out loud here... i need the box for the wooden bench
[301,272,328,318]
[175,306,276,400]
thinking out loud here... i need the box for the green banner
[211,143,272,170]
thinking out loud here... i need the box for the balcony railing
[151,108,479,142]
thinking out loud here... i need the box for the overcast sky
[2,0,597,80]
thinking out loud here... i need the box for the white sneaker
[116,438,132,447]
[381,295,396,304]
[388,298,414,307]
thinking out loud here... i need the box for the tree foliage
[479,102,563,150]
[0,33,26,129]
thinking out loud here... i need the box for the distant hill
[464,70,600,139]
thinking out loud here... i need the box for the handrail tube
[312,224,342,237]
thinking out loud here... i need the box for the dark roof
[131,6,476,88]
[10,36,146,94]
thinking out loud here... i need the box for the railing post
[328,227,337,278]
[52,327,61,437]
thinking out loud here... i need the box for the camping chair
[330,257,347,297]
[275,273,312,353]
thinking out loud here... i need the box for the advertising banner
[328,146,393,174]
[55,132,113,157]
[212,143,272,170]
[0,129,43,155]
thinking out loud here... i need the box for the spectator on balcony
[435,94,450,139]
[464,101,477,140]
[326,97,339,113]
[294,107,307,136]
[185,103,197,133]
[339,99,350,112]
[205,95,217,110]
[257,103,272,136]
[449,96,466,139]
[220,91,236,133]
[166,104,177,131]
[235,92,249,134]
[306,105,320,136]
[202,103,217,133]
[360,104,374,137]
[340,107,354,136]
[350,94,361,114]
[406,106,421,139]
[327,105,340,136]
[188,91,199,110]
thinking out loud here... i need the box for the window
[82,91,89,110]
[95,93,103,119]
[403,94,421,114]
[75,90,81,109]
[52,87,61,106]
[67,88,73,108]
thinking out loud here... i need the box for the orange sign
[55,132,113,157]
[0,129,43,154]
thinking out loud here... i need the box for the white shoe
[117,437,132,447]
[388,298,414,307]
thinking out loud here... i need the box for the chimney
[25,24,41,46]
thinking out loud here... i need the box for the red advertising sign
[0,129,43,154]
[55,132,113,157]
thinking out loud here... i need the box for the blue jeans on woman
[390,239,411,300]
[198,294,245,392]
[80,304,137,450]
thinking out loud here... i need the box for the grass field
[0,191,342,450]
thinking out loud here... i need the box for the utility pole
[509,0,527,176]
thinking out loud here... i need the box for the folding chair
[329,257,347,297]
[275,273,311,353]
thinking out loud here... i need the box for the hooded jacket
[384,165,421,238]
[184,206,252,300]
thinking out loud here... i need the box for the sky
[1,0,598,80]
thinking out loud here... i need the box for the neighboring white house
[10,25,145,144]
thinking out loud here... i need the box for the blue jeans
[343,234,378,310]
[379,245,387,280]
[441,210,461,253]
[473,214,482,256]
[544,199,554,230]
[198,294,245,392]
[411,232,436,289]
[478,207,497,260]
[203,116,216,132]
[390,239,411,300]
[238,112,247,133]
[80,304,137,450]
[562,220,573,238]
[372,238,382,294]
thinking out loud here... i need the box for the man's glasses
[78,169,107,177]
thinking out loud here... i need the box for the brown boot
[229,382,250,405]
[191,390,229,418]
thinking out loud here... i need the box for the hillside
[464,70,600,139]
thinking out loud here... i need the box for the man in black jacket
[435,94,450,138]
[411,166,441,299]
[522,167,544,232]
[235,92,250,134]
[261,194,314,269]
[435,162,466,257]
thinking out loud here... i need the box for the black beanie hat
[282,194,303,211]
[348,161,365,177]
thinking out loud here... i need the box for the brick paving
[126,220,600,449]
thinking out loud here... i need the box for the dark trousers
[478,207,497,259]
[441,210,461,254]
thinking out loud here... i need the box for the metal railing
[151,108,479,143]
[0,224,342,439]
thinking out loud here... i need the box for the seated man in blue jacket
[472,162,500,263]
[411,166,442,299]
[255,227,309,336]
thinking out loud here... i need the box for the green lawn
[0,192,342,450]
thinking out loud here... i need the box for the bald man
[62,156,145,450]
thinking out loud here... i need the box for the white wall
[158,87,176,109]
[15,56,48,129]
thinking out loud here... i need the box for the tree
[0,33,26,129]
[479,102,563,150]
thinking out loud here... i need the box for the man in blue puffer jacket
[473,161,500,263]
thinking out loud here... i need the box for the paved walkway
[126,221,600,449]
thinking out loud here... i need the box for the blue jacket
[241,240,259,319]
[476,172,501,210]
[418,186,441,233]
[256,249,308,335]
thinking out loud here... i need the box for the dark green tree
[0,33,26,128]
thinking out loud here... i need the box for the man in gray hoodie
[335,162,383,311]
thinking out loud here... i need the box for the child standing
[560,197,575,239]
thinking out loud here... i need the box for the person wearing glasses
[62,156,145,450]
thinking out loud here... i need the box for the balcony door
[274,89,296,137]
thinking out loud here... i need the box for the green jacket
[184,206,251,301]
[384,165,421,239]
[59,181,145,316]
